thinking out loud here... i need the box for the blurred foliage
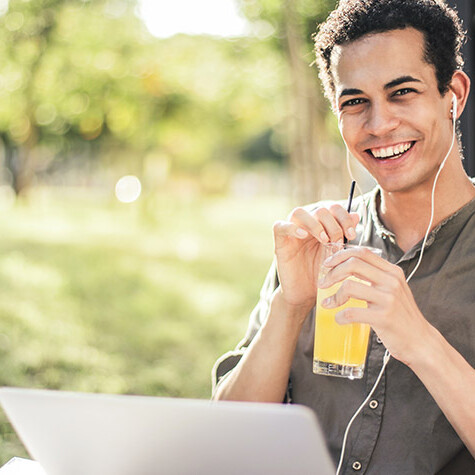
[0,0,289,195]
[239,0,337,59]
[0,0,348,463]
[0,188,289,462]
[237,0,353,204]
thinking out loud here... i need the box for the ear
[448,70,471,120]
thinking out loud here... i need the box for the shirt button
[376,336,383,344]
[352,461,362,471]
[369,400,379,409]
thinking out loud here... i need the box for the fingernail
[320,232,329,243]
[322,297,331,307]
[323,256,332,267]
[296,228,308,238]
[347,227,356,239]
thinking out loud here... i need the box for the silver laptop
[0,387,335,475]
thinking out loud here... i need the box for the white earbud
[452,93,457,125]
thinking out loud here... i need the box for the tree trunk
[283,0,350,205]
[1,133,37,197]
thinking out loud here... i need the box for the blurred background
[0,0,472,462]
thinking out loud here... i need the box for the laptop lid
[0,387,335,475]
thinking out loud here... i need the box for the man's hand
[319,246,432,366]
[272,205,359,319]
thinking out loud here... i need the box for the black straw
[344,180,356,244]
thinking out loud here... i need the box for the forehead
[330,28,436,95]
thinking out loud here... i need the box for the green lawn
[0,187,289,463]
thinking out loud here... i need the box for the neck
[378,158,475,252]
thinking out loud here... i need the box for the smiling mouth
[366,141,415,160]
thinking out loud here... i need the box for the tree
[238,0,353,203]
[0,0,290,196]
[0,0,163,195]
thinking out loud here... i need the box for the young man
[213,1,475,473]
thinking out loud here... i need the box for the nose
[364,101,400,137]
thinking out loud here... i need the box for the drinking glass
[313,242,382,379]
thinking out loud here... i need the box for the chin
[375,176,427,194]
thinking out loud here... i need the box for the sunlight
[136,0,248,38]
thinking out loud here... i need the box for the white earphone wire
[335,93,457,475]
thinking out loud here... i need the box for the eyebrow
[339,88,364,100]
[338,76,423,101]
[384,75,422,90]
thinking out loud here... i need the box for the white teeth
[371,142,412,159]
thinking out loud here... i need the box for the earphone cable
[335,95,457,475]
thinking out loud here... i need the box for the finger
[328,204,359,241]
[350,212,360,229]
[288,207,329,243]
[313,207,345,243]
[273,220,310,241]
[321,278,378,309]
[319,256,383,289]
[334,307,374,325]
[324,246,391,273]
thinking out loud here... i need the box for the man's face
[331,28,454,194]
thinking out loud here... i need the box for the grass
[0,186,289,464]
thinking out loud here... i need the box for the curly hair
[314,0,466,106]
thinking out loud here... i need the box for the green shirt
[213,186,475,475]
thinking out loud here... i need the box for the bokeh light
[115,175,142,203]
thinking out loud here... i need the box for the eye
[340,97,367,108]
[393,87,416,97]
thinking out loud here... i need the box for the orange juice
[313,280,370,373]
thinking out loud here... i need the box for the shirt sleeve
[211,259,279,395]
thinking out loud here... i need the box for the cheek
[410,103,443,136]
[424,115,449,150]
[339,120,361,152]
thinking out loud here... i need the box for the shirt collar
[369,187,396,243]
[369,179,475,262]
